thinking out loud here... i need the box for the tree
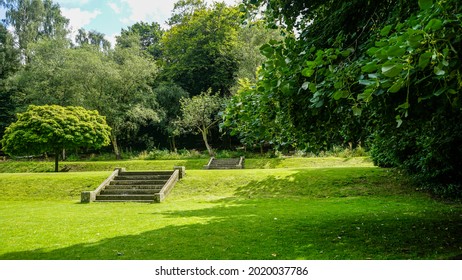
[167,0,207,26]
[161,2,241,96]
[153,82,189,151]
[176,89,223,156]
[117,22,163,59]
[75,28,111,52]
[234,20,282,84]
[8,39,160,159]
[237,0,462,197]
[0,24,20,143]
[1,105,111,172]
[2,0,69,59]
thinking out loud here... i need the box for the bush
[370,114,462,198]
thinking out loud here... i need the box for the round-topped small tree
[1,105,111,172]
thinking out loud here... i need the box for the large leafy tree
[232,0,462,196]
[153,82,189,152]
[75,28,111,52]
[8,39,160,159]
[1,105,111,172]
[161,1,241,96]
[1,0,69,59]
[0,25,20,143]
[117,22,163,59]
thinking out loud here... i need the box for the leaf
[359,79,376,86]
[396,115,403,128]
[362,61,378,73]
[425,19,443,31]
[302,68,315,77]
[352,106,362,116]
[389,78,405,93]
[301,82,310,90]
[381,61,404,78]
[418,52,432,69]
[332,91,348,100]
[260,44,274,58]
[418,0,433,10]
[387,46,406,57]
[434,66,445,76]
[357,89,374,102]
[380,25,393,36]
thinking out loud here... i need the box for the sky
[1,0,240,46]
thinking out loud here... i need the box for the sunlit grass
[0,160,461,260]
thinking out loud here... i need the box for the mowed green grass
[0,159,461,260]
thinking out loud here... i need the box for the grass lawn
[0,158,461,260]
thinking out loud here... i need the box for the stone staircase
[204,157,245,169]
[81,167,184,203]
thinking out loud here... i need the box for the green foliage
[176,89,223,156]
[161,2,241,95]
[1,0,69,55]
[153,82,189,151]
[117,21,164,58]
[75,28,111,51]
[1,105,111,171]
[0,25,20,142]
[233,0,462,197]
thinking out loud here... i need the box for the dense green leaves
[176,89,223,156]
[161,2,241,96]
[233,0,462,196]
[1,105,111,171]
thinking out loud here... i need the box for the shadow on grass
[1,197,461,260]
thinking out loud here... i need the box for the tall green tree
[117,22,163,59]
[8,39,160,159]
[235,0,462,196]
[1,0,69,58]
[75,28,111,52]
[0,24,20,143]
[161,2,241,96]
[1,105,111,172]
[176,89,223,156]
[153,82,189,152]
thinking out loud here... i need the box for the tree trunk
[111,135,122,160]
[201,129,214,156]
[54,151,59,172]
[170,136,178,153]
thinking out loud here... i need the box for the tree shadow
[1,196,461,260]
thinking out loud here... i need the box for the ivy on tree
[1,105,111,172]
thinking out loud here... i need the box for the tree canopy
[225,0,462,197]
[1,105,111,171]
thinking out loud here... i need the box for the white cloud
[105,32,119,48]
[120,0,239,28]
[108,2,122,14]
[56,0,91,6]
[61,8,101,43]
[61,8,101,30]
[120,0,174,25]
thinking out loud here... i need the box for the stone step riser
[100,189,160,195]
[114,176,171,180]
[96,195,155,201]
[104,185,164,190]
[110,180,166,185]
[119,172,172,176]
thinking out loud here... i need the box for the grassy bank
[1,162,461,260]
[0,157,372,173]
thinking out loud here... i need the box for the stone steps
[82,167,184,203]
[204,157,245,169]
[95,171,172,202]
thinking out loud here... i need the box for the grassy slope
[0,157,372,173]
[0,159,461,260]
